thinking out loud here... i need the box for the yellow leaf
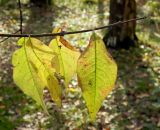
[49,29,80,87]
[12,38,47,112]
[77,33,117,121]
[12,37,62,109]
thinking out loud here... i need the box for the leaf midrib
[94,36,97,113]
[23,38,45,108]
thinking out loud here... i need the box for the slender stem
[18,0,23,34]
[0,17,147,38]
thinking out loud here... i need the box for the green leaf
[49,31,80,87]
[77,33,117,121]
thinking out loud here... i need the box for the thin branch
[0,17,147,38]
[18,0,23,34]
[0,30,20,43]
[0,0,22,43]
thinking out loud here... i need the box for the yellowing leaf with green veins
[49,32,80,87]
[77,33,117,121]
[12,37,62,109]
[12,38,47,113]
[26,38,62,107]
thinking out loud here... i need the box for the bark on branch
[0,17,147,38]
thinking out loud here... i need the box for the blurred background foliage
[0,0,160,130]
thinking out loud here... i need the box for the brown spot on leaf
[84,64,88,67]
[88,80,92,86]
[100,86,114,97]
[58,45,62,49]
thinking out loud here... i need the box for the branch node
[60,31,66,36]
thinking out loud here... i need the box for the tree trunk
[30,0,52,7]
[103,0,137,49]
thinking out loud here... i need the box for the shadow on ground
[99,44,160,130]
[0,1,160,130]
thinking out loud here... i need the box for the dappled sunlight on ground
[0,0,160,129]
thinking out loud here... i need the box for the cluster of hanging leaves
[12,29,117,121]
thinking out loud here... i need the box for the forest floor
[0,0,160,130]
